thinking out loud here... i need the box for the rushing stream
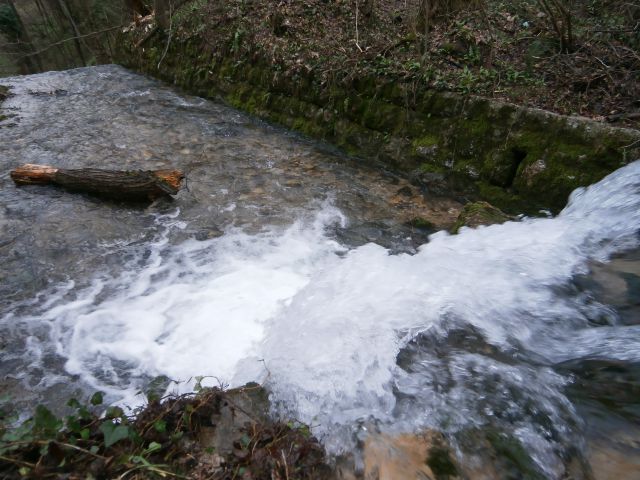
[1,65,639,478]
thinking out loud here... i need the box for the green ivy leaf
[77,405,91,421]
[153,419,167,433]
[1,421,34,444]
[99,421,131,448]
[66,415,81,434]
[145,375,170,403]
[39,441,50,456]
[145,441,162,454]
[90,392,104,406]
[33,405,62,438]
[105,406,124,419]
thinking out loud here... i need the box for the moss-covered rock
[451,201,512,233]
[455,427,550,480]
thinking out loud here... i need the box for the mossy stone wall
[117,35,640,213]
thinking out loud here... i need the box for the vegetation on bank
[154,0,639,129]
[0,384,329,479]
[1,0,637,128]
[120,0,639,215]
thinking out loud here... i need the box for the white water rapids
[4,160,640,474]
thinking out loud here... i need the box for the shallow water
[1,65,639,478]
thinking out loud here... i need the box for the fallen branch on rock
[10,164,184,201]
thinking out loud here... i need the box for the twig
[4,25,125,59]
[259,358,272,386]
[158,2,175,69]
[592,28,637,33]
[0,454,37,469]
[117,464,186,479]
[355,0,362,52]
[135,26,159,48]
[50,440,108,459]
[621,138,640,149]
[282,449,290,480]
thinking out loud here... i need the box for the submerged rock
[0,85,10,123]
[364,433,440,479]
[354,431,460,480]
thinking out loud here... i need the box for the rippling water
[1,66,639,478]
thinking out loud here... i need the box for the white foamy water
[5,161,640,475]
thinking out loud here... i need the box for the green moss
[351,75,378,96]
[451,200,511,233]
[380,81,406,103]
[291,117,315,136]
[413,134,439,148]
[508,134,615,210]
[426,445,459,477]
[419,162,447,174]
[407,217,436,230]
[361,99,405,133]
[478,182,527,214]
[418,91,462,118]
[485,431,546,480]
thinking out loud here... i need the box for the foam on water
[6,206,346,402]
[263,161,640,426]
[6,162,640,475]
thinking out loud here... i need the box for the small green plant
[457,66,477,93]
[463,45,481,66]
[372,54,395,74]
[404,60,422,73]
[0,384,326,479]
[231,27,247,54]
[0,390,178,478]
[505,67,526,83]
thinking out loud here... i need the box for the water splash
[4,158,640,474]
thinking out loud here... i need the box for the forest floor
[173,0,639,129]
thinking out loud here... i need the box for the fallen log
[10,164,184,201]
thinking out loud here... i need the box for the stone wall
[118,35,640,213]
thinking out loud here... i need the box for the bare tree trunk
[537,0,574,53]
[418,0,438,61]
[155,0,169,29]
[55,0,87,65]
[34,0,56,30]
[3,0,43,73]
[125,0,151,16]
